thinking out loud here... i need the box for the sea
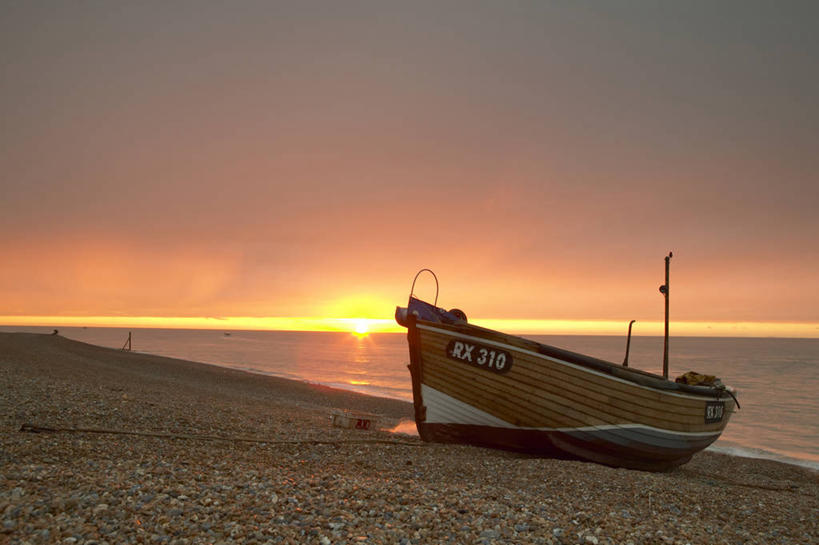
[3,326,817,471]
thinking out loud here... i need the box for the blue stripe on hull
[420,423,715,471]
[564,425,718,453]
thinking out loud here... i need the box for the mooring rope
[19,423,425,447]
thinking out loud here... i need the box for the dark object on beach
[394,265,738,472]
[121,331,131,351]
[52,329,58,335]
[331,410,381,430]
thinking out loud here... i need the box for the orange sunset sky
[2,2,817,337]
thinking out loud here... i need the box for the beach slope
[1,332,816,544]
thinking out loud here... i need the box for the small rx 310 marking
[705,401,725,424]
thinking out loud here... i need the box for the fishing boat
[394,261,738,471]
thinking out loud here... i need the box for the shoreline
[23,326,816,473]
[4,322,819,339]
[706,444,819,473]
[4,329,818,471]
[2,332,817,544]
[160,355,819,473]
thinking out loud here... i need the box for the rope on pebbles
[19,423,426,447]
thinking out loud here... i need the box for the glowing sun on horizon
[352,319,369,337]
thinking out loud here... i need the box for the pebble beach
[1,332,816,545]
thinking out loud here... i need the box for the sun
[352,319,369,337]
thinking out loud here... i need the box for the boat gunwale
[413,318,732,400]
[420,349,724,430]
[418,326,710,412]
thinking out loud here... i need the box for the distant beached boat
[395,267,738,471]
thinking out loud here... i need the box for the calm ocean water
[4,326,818,470]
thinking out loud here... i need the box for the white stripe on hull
[421,384,721,438]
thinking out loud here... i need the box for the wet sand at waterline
[1,333,816,544]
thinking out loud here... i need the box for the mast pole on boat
[623,320,636,367]
[659,252,672,378]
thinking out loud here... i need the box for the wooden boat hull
[403,314,736,471]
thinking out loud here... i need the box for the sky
[1,1,818,336]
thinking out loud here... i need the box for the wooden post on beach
[659,252,672,379]
[122,331,132,352]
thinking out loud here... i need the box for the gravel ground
[1,332,816,545]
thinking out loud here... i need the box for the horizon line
[1,315,818,338]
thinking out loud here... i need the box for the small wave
[707,444,819,472]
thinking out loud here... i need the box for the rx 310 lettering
[446,340,512,374]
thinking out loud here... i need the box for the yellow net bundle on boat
[675,371,721,387]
